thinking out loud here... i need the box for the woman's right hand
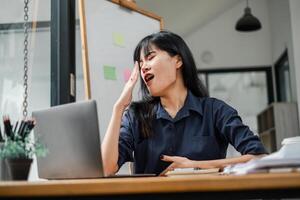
[115,61,139,110]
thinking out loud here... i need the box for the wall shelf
[257,103,300,152]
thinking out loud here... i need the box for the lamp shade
[235,7,262,32]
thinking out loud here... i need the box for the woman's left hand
[160,155,195,173]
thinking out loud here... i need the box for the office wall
[268,0,300,123]
[268,0,297,102]
[185,0,272,69]
[289,0,300,124]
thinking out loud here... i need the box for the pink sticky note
[123,68,131,82]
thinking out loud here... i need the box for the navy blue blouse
[118,91,267,174]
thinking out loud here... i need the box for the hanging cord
[23,0,29,117]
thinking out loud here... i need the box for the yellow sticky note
[112,32,125,47]
[103,65,117,80]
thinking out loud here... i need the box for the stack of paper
[223,158,300,175]
[223,136,300,175]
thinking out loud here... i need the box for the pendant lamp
[235,0,262,32]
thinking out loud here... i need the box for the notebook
[164,168,220,176]
[32,100,155,179]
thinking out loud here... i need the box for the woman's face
[139,45,182,96]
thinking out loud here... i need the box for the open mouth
[144,73,154,83]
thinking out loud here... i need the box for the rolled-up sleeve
[117,110,134,169]
[213,99,268,155]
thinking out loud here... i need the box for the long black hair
[131,30,208,138]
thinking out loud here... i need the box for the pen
[13,121,19,134]
[22,118,35,138]
[0,124,4,142]
[27,119,36,132]
[3,116,13,138]
[22,120,30,138]
[12,120,19,139]
[18,119,25,137]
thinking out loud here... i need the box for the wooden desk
[1,173,300,199]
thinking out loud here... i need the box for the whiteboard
[79,0,162,140]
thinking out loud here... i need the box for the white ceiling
[135,0,241,37]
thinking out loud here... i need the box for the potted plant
[0,117,47,180]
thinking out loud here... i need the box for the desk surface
[0,173,300,198]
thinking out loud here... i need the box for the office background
[0,0,300,174]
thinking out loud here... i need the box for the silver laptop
[32,100,156,179]
[33,100,104,179]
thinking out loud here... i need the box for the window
[0,0,51,120]
[275,50,291,102]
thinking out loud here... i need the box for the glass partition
[0,0,51,121]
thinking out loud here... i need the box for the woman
[102,31,267,175]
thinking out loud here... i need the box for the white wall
[289,0,300,124]
[185,0,272,69]
[268,0,297,102]
[268,0,300,124]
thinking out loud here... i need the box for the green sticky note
[112,32,125,47]
[103,65,117,80]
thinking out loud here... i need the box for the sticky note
[103,65,117,80]
[112,32,125,47]
[123,68,131,82]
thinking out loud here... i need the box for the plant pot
[5,158,33,180]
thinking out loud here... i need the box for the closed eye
[146,51,155,61]
[148,55,155,60]
[139,51,156,68]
